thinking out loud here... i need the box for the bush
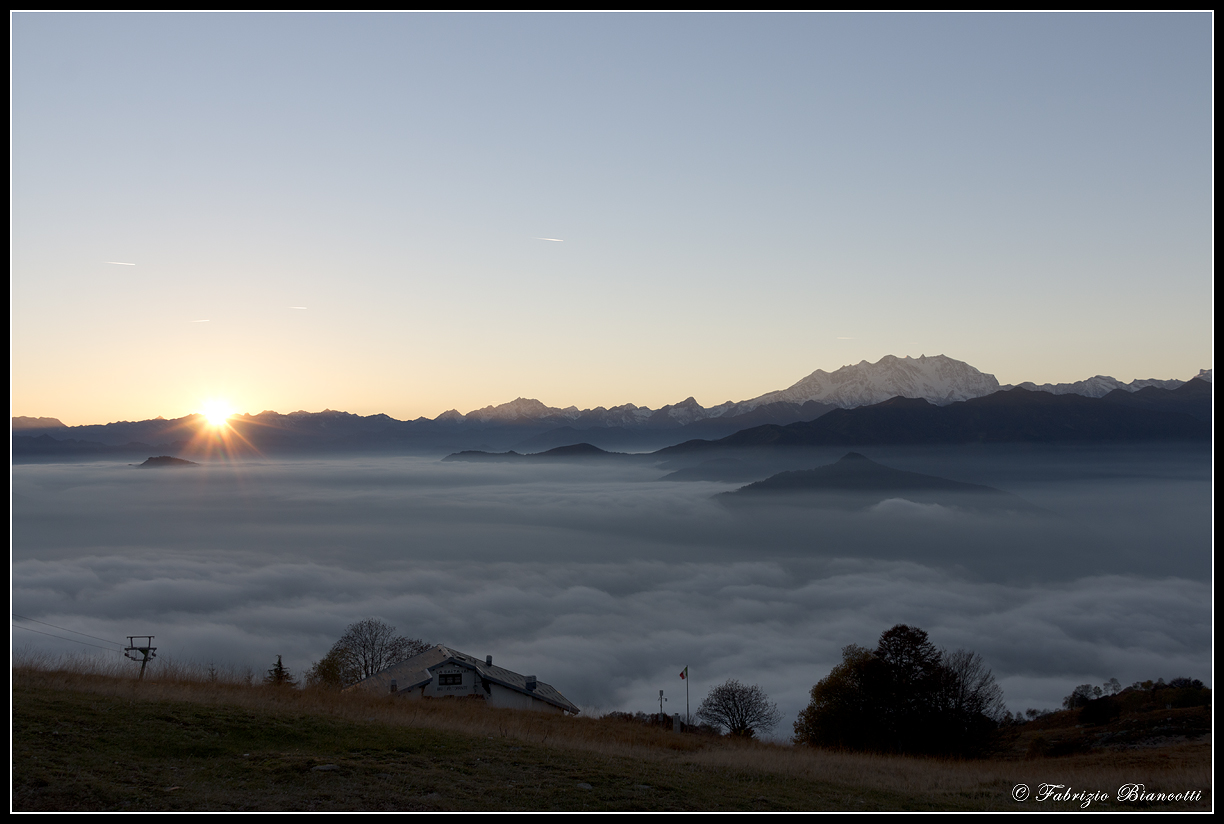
[1079,696,1122,726]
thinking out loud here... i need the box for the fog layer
[11,448,1210,730]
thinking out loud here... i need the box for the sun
[200,399,235,428]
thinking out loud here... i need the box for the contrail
[191,319,210,323]
[106,261,136,266]
[535,237,564,242]
[290,306,308,310]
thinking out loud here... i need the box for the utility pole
[124,636,157,679]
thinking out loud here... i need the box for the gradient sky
[11,13,1212,426]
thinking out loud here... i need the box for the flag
[679,666,687,680]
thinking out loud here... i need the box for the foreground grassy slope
[12,668,1211,812]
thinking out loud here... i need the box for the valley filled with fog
[11,445,1210,734]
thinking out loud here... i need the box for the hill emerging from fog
[719,452,1030,511]
[441,443,646,463]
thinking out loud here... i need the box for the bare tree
[696,679,782,738]
[308,619,429,689]
[942,648,1006,722]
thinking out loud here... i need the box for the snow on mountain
[647,397,710,426]
[1009,376,1188,398]
[734,354,1002,411]
[440,357,1205,428]
[464,397,577,424]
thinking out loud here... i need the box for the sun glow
[185,398,261,461]
[200,400,235,428]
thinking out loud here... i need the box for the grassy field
[12,663,1212,812]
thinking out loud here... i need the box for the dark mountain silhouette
[13,433,178,460]
[137,455,199,468]
[658,457,774,483]
[719,452,1032,511]
[1099,377,1211,422]
[658,386,1210,458]
[442,443,643,463]
[13,379,1210,463]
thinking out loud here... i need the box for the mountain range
[657,380,1211,460]
[12,355,1211,460]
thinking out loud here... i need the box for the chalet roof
[354,645,580,714]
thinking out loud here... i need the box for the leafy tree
[307,619,430,689]
[696,679,783,738]
[263,655,297,688]
[792,644,882,749]
[793,624,1005,756]
[873,624,946,751]
[1062,683,1100,710]
[305,646,355,690]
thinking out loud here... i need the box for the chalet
[350,645,579,715]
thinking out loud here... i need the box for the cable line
[12,624,123,653]
[11,613,123,648]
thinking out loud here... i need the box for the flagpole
[680,665,690,726]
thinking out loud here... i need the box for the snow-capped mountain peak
[735,354,1002,411]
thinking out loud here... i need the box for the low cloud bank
[12,452,1210,731]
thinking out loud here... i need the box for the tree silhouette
[873,624,947,751]
[263,655,297,688]
[307,619,430,689]
[305,646,354,690]
[792,644,882,749]
[696,679,782,738]
[794,624,1004,755]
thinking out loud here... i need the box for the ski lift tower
[125,636,157,679]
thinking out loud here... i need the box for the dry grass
[12,653,1212,811]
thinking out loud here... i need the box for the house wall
[487,682,565,714]
[424,663,481,698]
[389,661,566,713]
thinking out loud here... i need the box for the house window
[438,673,462,686]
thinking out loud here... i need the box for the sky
[11,13,1213,426]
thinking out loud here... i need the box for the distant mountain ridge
[12,416,66,430]
[1005,375,1202,397]
[13,357,1210,459]
[658,380,1211,457]
[421,355,1209,427]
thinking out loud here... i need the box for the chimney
[526,675,537,692]
[486,655,492,666]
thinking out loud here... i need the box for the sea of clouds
[11,447,1211,735]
